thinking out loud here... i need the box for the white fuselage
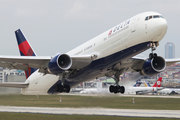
[125,87,163,95]
[22,12,167,95]
[157,88,180,95]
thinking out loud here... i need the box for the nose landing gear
[149,42,158,59]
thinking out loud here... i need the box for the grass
[0,112,178,120]
[0,94,179,110]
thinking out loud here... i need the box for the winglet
[152,77,162,87]
[15,29,37,78]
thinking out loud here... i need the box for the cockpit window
[149,16,152,20]
[145,16,148,20]
[153,15,159,18]
[145,15,164,21]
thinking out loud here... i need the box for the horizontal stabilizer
[0,82,29,88]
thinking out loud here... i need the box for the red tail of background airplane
[152,77,162,87]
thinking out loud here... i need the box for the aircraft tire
[59,85,63,92]
[149,53,154,59]
[114,86,118,94]
[64,85,70,93]
[109,85,114,93]
[154,53,157,58]
[120,86,125,94]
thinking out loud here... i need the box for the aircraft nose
[156,19,168,34]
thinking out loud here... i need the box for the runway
[0,106,180,118]
[61,93,180,98]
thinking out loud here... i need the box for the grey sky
[0,0,179,58]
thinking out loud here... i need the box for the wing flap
[0,82,29,88]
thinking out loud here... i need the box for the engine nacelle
[48,54,72,75]
[140,56,166,76]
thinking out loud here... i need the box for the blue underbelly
[48,41,151,94]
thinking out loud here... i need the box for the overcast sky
[0,0,179,58]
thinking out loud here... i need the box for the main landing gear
[109,85,125,94]
[56,74,71,93]
[56,84,70,93]
[108,70,125,94]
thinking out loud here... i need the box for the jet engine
[48,54,72,75]
[140,56,166,76]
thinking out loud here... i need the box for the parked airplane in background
[134,81,142,87]
[158,88,180,95]
[144,77,163,88]
[0,11,179,95]
[144,78,180,95]
[144,80,151,87]
[80,78,142,94]
[123,77,163,94]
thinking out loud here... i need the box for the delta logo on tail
[15,29,37,78]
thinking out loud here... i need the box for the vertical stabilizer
[15,29,37,78]
[144,80,151,87]
[152,77,162,87]
[133,81,142,87]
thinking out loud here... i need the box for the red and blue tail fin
[15,29,37,78]
[152,77,162,87]
[133,81,142,87]
[15,29,36,56]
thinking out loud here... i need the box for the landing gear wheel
[114,86,118,94]
[64,85,70,93]
[109,85,114,93]
[120,86,125,94]
[59,85,63,92]
[149,53,154,59]
[56,84,63,93]
[109,85,124,94]
[153,53,157,58]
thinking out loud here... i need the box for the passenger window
[149,16,152,20]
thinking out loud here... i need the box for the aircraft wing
[105,56,180,78]
[0,54,179,74]
[0,56,51,71]
[123,56,180,72]
[0,82,29,88]
[0,54,94,72]
[165,58,180,66]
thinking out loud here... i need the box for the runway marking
[0,106,180,118]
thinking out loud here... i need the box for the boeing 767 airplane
[0,11,179,95]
